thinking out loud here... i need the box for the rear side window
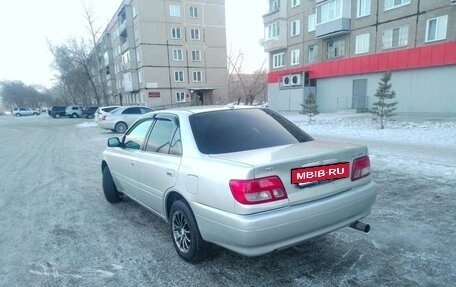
[122,107,141,115]
[103,107,118,113]
[140,107,154,114]
[189,109,313,154]
[145,116,181,155]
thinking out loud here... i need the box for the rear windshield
[189,109,313,154]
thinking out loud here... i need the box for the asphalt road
[1,115,455,286]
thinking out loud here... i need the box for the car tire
[72,113,78,118]
[87,114,94,119]
[55,114,61,119]
[33,112,38,116]
[102,166,123,203]
[15,113,21,117]
[114,122,128,133]
[169,200,211,263]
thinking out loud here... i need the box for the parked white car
[65,106,83,118]
[94,106,120,124]
[12,107,40,116]
[97,106,154,133]
[101,105,376,263]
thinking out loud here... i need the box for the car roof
[136,105,262,121]
[154,104,259,115]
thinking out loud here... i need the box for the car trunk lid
[210,140,370,205]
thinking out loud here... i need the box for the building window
[426,15,448,43]
[291,0,300,8]
[308,45,318,63]
[193,71,203,82]
[357,0,371,17]
[171,27,181,39]
[269,0,279,12]
[266,21,279,40]
[385,0,410,10]
[272,53,284,68]
[174,71,184,82]
[317,0,342,25]
[291,49,300,66]
[134,25,141,42]
[136,49,141,62]
[172,49,183,61]
[176,92,186,103]
[191,50,201,61]
[190,6,198,18]
[122,51,130,67]
[355,33,370,54]
[290,20,300,37]
[382,25,408,49]
[308,14,316,32]
[170,4,181,17]
[138,70,143,83]
[103,52,109,66]
[190,28,200,40]
[327,39,345,59]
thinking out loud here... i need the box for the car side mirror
[107,137,122,147]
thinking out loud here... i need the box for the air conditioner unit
[282,76,291,87]
[291,74,302,86]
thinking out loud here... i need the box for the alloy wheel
[172,210,191,253]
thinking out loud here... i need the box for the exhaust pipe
[349,221,370,233]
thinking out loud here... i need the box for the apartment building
[90,0,228,108]
[263,0,456,114]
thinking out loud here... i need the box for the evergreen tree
[371,72,398,129]
[300,91,319,123]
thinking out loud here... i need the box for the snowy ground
[1,113,455,286]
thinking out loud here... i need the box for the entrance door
[352,79,367,112]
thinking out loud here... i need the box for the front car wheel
[102,166,123,203]
[169,200,211,263]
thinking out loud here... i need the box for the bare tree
[49,39,101,105]
[47,3,109,106]
[0,80,49,109]
[227,49,267,105]
[83,3,109,104]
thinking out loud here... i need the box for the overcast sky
[0,0,267,88]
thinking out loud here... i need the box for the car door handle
[166,170,174,177]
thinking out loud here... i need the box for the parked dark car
[81,106,99,119]
[49,106,67,118]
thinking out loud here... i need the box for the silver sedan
[101,106,376,263]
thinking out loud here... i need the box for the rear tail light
[102,115,107,120]
[351,156,371,181]
[229,176,288,205]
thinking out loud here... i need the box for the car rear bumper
[193,181,376,256]
[97,121,115,130]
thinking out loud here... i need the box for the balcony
[315,18,351,38]
[262,18,288,52]
[263,37,288,53]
